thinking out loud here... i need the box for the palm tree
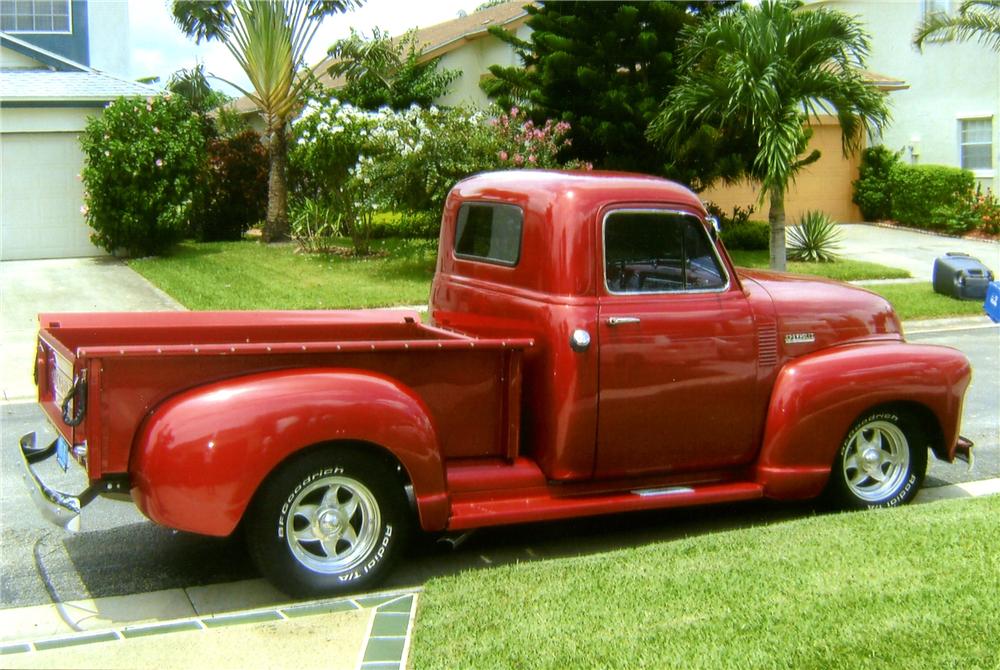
[647,0,890,270]
[914,0,1000,51]
[172,0,360,242]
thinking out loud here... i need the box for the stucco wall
[700,116,864,223]
[87,0,130,75]
[434,25,531,108]
[812,0,999,194]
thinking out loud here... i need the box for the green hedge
[852,146,899,221]
[721,220,770,250]
[888,163,975,229]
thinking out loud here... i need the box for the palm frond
[914,0,1000,51]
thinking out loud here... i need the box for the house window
[959,118,993,171]
[0,0,72,33]
[922,0,951,16]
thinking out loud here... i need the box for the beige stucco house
[705,0,998,223]
[815,0,998,196]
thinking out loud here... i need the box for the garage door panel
[2,132,103,260]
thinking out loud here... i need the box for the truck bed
[36,310,533,479]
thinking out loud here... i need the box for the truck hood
[739,269,903,357]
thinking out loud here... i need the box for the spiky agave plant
[788,211,843,263]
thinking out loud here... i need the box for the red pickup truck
[21,171,974,597]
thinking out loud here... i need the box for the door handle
[607,316,641,327]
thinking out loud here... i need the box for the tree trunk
[263,121,289,243]
[768,185,787,271]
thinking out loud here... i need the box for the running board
[447,481,764,531]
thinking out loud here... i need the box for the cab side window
[455,203,523,266]
[604,211,726,293]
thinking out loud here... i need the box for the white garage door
[1,132,103,260]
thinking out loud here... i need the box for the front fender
[130,368,447,536]
[756,342,971,499]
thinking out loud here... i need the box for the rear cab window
[454,203,524,266]
[603,210,728,293]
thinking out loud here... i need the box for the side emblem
[784,332,816,344]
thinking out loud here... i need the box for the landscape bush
[193,130,268,242]
[80,95,207,256]
[787,210,842,262]
[721,220,769,250]
[852,145,900,221]
[289,95,587,253]
[888,163,975,231]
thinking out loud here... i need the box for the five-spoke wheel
[246,447,409,597]
[829,409,927,509]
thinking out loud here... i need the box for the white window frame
[958,116,995,177]
[922,0,951,17]
[0,0,73,35]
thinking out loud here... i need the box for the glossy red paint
[131,368,446,536]
[27,170,974,551]
[756,341,972,498]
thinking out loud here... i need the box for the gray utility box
[932,252,994,300]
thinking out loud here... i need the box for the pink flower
[513,154,524,166]
[528,155,537,164]
[155,159,164,167]
[499,150,509,161]
[510,106,519,116]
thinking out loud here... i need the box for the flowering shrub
[969,185,1000,235]
[289,96,588,252]
[490,107,573,168]
[80,95,206,256]
[193,130,268,241]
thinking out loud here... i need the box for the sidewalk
[0,586,420,670]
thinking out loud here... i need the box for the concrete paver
[0,590,419,670]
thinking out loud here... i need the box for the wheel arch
[755,342,970,500]
[130,368,451,537]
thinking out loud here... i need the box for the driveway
[838,223,999,280]
[0,257,183,401]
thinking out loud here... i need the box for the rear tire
[246,447,409,597]
[828,409,928,509]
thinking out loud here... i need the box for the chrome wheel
[284,476,381,574]
[841,420,910,502]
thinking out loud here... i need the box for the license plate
[56,436,70,472]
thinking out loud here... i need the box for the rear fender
[756,343,971,499]
[130,368,447,536]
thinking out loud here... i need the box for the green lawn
[131,239,984,322]
[864,283,989,321]
[410,496,1000,670]
[727,249,911,281]
[128,238,437,310]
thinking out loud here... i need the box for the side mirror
[706,215,720,241]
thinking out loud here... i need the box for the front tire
[246,447,409,597]
[828,409,928,509]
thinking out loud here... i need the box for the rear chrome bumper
[954,435,975,471]
[19,432,97,532]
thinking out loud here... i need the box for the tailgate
[36,328,87,450]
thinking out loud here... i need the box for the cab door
[595,208,759,478]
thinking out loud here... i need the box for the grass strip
[129,238,437,310]
[728,249,911,281]
[864,282,989,321]
[411,496,1000,670]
